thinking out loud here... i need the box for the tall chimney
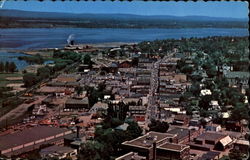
[188,130,191,142]
[76,126,80,138]
[153,142,157,160]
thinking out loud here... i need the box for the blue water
[0,51,29,70]
[0,28,249,70]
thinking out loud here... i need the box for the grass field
[0,73,23,87]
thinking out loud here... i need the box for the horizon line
[1,8,248,20]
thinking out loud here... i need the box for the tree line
[0,61,17,73]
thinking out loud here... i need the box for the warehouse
[0,126,72,157]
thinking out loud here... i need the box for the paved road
[0,96,47,128]
[145,53,175,127]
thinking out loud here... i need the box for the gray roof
[0,126,70,151]
[225,71,250,79]
[65,97,89,105]
[40,145,75,156]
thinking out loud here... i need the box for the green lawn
[0,73,23,87]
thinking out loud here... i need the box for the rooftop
[40,145,75,157]
[122,131,176,149]
[224,71,250,79]
[65,97,89,105]
[0,126,70,151]
[167,127,194,141]
[158,142,189,152]
[115,152,146,160]
[195,132,226,142]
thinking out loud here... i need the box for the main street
[145,53,175,128]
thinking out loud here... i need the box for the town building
[0,126,72,157]
[64,97,89,111]
[122,131,179,160]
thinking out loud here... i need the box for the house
[89,102,108,115]
[128,106,146,115]
[209,100,221,111]
[225,121,242,132]
[224,71,249,88]
[173,114,190,126]
[40,145,77,160]
[64,97,89,111]
[200,89,212,96]
[205,124,222,132]
[115,152,146,160]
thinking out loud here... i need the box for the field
[0,73,23,87]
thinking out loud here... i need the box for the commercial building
[64,97,89,110]
[122,131,189,160]
[157,143,190,160]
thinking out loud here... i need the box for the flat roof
[122,131,176,149]
[0,126,70,151]
[196,132,226,142]
[167,127,194,140]
[65,97,89,105]
[158,142,189,152]
[40,145,75,156]
[115,152,146,160]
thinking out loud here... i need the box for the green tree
[23,73,38,87]
[9,62,17,73]
[75,86,84,96]
[127,120,143,138]
[230,103,249,122]
[228,149,246,160]
[37,67,51,80]
[79,140,109,160]
[83,54,91,64]
[4,61,9,73]
[0,62,4,72]
[149,119,169,133]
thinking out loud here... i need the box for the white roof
[222,112,230,119]
[235,139,250,146]
[219,135,233,146]
[210,100,219,106]
[200,89,212,96]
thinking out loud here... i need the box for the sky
[1,1,249,18]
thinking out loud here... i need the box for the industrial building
[0,126,72,157]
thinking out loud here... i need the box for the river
[0,28,249,69]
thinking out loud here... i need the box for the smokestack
[67,34,75,45]
[188,130,191,142]
[76,126,80,138]
[153,142,157,160]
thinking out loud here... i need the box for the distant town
[0,35,249,160]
